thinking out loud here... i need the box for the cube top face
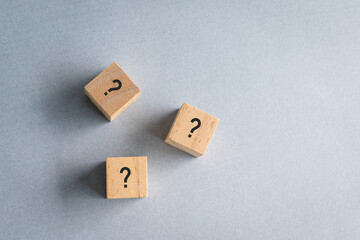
[165,103,219,157]
[106,157,148,199]
[84,62,140,121]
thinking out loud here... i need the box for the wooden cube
[84,62,140,121]
[165,103,219,157]
[106,157,148,199]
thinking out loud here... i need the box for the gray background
[1,0,360,239]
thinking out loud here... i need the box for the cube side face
[84,62,140,121]
[165,138,203,157]
[106,157,148,199]
[84,87,111,120]
[165,103,219,157]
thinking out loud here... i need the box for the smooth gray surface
[1,1,360,239]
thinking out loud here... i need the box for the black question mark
[104,79,122,96]
[188,118,201,138]
[120,167,131,188]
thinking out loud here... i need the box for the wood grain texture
[165,103,219,157]
[106,157,148,199]
[84,62,140,121]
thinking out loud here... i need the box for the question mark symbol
[188,118,201,138]
[120,167,131,188]
[104,79,122,96]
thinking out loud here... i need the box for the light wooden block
[84,62,140,121]
[106,157,148,199]
[165,103,219,157]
